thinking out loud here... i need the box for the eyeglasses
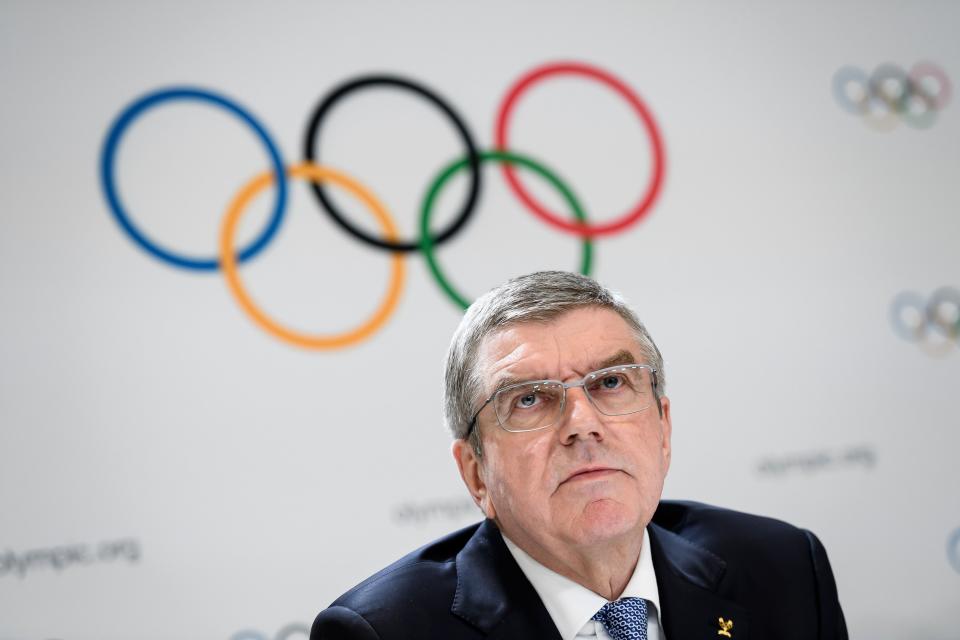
[466,364,660,435]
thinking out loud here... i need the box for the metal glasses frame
[465,363,661,437]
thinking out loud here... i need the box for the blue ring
[100,87,287,271]
[889,291,928,342]
[832,66,870,115]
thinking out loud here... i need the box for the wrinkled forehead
[472,308,643,395]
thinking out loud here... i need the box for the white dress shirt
[502,528,665,640]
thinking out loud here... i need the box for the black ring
[926,286,960,339]
[302,74,482,252]
[869,64,911,113]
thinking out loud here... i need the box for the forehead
[475,306,641,389]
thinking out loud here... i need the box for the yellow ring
[219,162,406,350]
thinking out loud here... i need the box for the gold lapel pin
[717,617,734,637]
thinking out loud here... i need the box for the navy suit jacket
[312,501,848,639]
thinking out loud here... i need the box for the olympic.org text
[757,445,876,477]
[393,498,477,524]
[0,537,140,579]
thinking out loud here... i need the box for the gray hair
[443,271,665,455]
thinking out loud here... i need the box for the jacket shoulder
[654,499,812,549]
[312,522,482,639]
[653,500,847,638]
[652,501,820,595]
[333,521,480,608]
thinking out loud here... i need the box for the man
[312,271,847,639]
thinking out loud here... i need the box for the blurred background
[1,2,958,638]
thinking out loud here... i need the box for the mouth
[561,466,620,485]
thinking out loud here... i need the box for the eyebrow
[594,349,638,371]
[486,349,640,396]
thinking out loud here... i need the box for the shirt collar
[502,528,662,640]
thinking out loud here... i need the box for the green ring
[419,150,593,310]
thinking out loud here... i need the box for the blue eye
[589,372,632,395]
[517,393,540,408]
[601,375,622,389]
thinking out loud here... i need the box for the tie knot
[592,597,648,640]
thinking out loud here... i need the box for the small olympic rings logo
[949,527,960,575]
[100,61,665,350]
[230,623,309,640]
[890,287,960,356]
[832,62,952,131]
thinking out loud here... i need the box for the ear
[658,396,673,472]
[451,439,496,520]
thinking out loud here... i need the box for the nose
[556,386,606,445]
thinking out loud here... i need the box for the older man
[312,271,847,640]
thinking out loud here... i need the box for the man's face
[453,306,672,558]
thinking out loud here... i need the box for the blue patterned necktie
[592,597,648,640]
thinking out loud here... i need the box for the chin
[568,498,641,545]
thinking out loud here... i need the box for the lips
[561,466,620,484]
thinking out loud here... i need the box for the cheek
[483,437,554,505]
[637,438,670,497]
[618,426,669,486]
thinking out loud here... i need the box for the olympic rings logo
[832,62,952,131]
[229,623,309,640]
[100,62,665,350]
[890,287,960,356]
[949,527,960,575]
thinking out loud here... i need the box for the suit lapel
[648,522,750,640]
[452,519,562,639]
[451,518,752,639]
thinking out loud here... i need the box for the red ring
[909,61,952,110]
[494,61,666,237]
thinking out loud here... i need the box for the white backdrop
[1,2,958,639]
